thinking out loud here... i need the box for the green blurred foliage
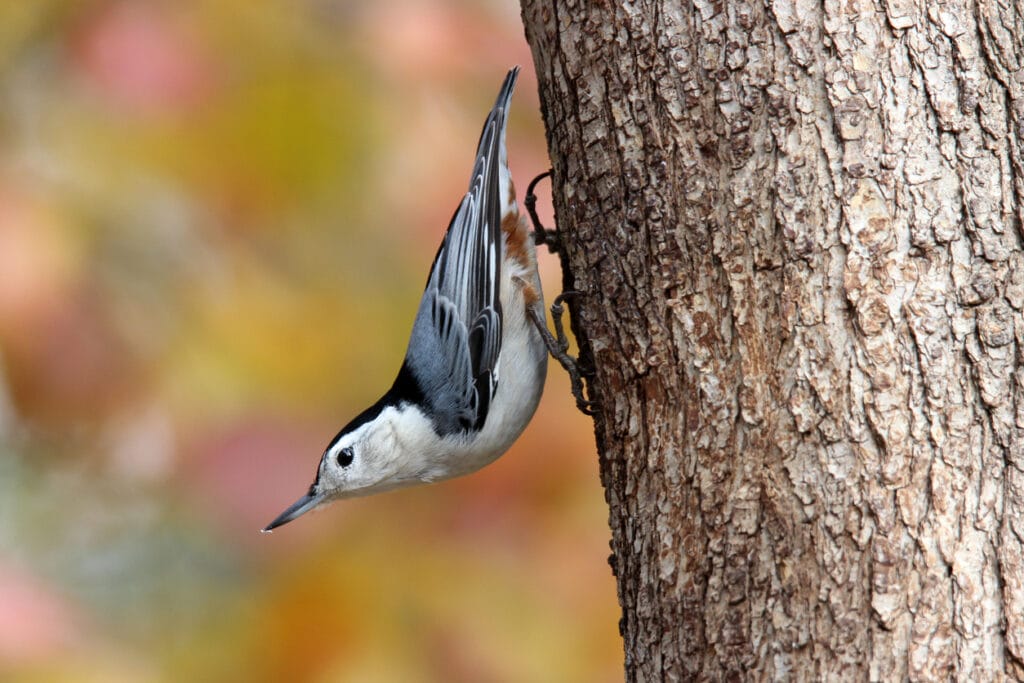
[0,1,619,681]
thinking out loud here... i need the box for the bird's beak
[261,486,322,533]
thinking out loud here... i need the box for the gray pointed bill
[261,487,322,532]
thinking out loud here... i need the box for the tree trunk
[520,0,1024,680]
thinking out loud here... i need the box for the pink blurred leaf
[69,1,216,116]
[0,564,85,665]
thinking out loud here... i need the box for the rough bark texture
[520,0,1024,680]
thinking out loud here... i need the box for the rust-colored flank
[502,209,533,269]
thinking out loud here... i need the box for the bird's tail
[470,67,519,228]
[490,67,519,217]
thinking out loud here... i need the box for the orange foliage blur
[0,1,619,681]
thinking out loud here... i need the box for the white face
[316,410,405,501]
[262,403,448,532]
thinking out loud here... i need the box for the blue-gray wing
[403,68,518,435]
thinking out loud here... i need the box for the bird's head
[261,404,420,531]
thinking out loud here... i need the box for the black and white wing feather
[401,67,518,434]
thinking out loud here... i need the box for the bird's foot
[525,170,561,254]
[524,171,598,415]
[525,292,599,416]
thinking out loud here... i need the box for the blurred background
[0,1,620,681]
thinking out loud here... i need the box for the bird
[262,66,550,532]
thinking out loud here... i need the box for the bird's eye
[336,447,354,468]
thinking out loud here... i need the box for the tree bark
[520,0,1024,680]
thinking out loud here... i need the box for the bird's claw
[525,170,560,253]
[525,292,599,417]
[524,171,598,416]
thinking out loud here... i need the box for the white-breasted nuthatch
[263,67,557,531]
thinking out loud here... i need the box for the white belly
[472,270,548,454]
[443,260,547,475]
